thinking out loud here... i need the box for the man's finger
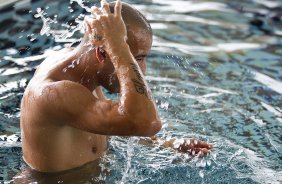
[114,0,122,17]
[84,19,92,34]
[195,140,213,149]
[101,0,111,14]
[91,6,103,17]
[84,17,93,33]
[200,148,209,155]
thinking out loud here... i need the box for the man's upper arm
[39,81,161,136]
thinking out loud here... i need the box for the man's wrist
[107,41,129,57]
[107,41,133,68]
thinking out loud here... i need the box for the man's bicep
[39,81,97,123]
[80,100,135,135]
[40,81,130,134]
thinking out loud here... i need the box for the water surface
[0,0,282,183]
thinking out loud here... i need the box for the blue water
[0,0,282,183]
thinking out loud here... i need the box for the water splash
[160,101,169,110]
[34,7,85,43]
[62,43,95,73]
[119,137,138,184]
[70,0,91,12]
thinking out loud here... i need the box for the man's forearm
[108,42,155,114]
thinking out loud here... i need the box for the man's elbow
[149,120,162,136]
[140,119,162,137]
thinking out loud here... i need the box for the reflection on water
[0,0,282,183]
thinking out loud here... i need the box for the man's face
[100,25,152,93]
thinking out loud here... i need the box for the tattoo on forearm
[130,63,143,81]
[132,79,148,98]
[129,63,151,99]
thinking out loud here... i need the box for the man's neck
[54,42,100,91]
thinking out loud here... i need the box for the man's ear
[95,47,106,63]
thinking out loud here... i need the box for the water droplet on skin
[186,139,190,145]
[173,140,181,149]
[88,136,92,140]
[179,138,184,145]
[118,94,126,115]
[109,73,115,86]
[119,66,129,75]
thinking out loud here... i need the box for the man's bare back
[20,0,212,173]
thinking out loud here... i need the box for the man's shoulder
[26,79,88,101]
[22,80,94,122]
[26,79,95,109]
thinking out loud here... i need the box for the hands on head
[84,0,127,52]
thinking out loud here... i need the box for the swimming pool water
[0,0,282,183]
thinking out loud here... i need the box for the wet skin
[20,0,212,173]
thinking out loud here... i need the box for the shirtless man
[20,0,212,173]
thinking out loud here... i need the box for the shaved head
[109,2,152,38]
[86,1,153,93]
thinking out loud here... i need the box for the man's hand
[176,138,213,156]
[85,0,127,54]
[155,137,213,157]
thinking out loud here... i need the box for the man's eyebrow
[135,54,148,58]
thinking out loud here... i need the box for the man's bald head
[109,2,152,38]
